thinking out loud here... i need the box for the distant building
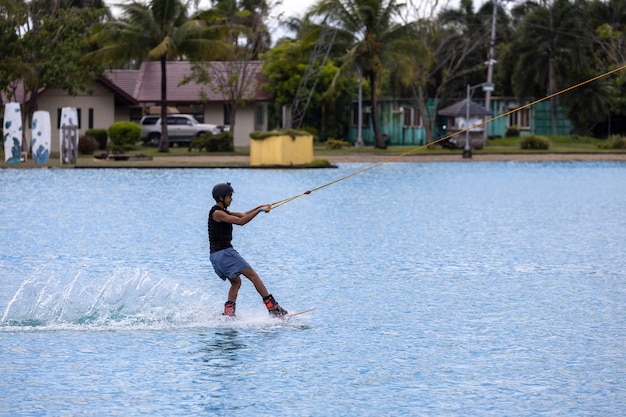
[347,97,572,147]
[2,61,272,152]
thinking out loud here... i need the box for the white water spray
[1,268,217,330]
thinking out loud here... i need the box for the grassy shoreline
[3,136,626,169]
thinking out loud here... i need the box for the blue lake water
[1,162,625,416]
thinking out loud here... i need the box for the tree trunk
[370,75,386,149]
[230,105,237,149]
[416,82,433,144]
[547,9,558,136]
[158,55,170,152]
[548,57,558,135]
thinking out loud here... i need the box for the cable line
[270,64,626,210]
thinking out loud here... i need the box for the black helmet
[212,182,234,201]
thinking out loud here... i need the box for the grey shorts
[210,247,251,281]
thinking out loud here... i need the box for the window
[130,108,143,123]
[508,107,531,129]
[351,103,370,127]
[56,108,81,129]
[88,108,94,129]
[224,104,232,125]
[140,116,159,126]
[402,106,422,127]
[403,107,412,127]
[255,103,266,130]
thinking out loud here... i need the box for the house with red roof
[3,61,272,152]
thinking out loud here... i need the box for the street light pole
[464,82,491,159]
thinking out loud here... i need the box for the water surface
[1,162,624,416]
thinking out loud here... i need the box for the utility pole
[483,0,497,143]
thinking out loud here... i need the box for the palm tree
[90,0,225,152]
[510,0,594,134]
[310,0,430,148]
[209,0,272,59]
[191,0,271,136]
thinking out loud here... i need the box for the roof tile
[104,61,271,103]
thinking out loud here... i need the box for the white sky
[276,0,316,18]
[192,0,316,20]
[108,0,318,42]
[108,0,474,44]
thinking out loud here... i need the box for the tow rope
[270,64,626,210]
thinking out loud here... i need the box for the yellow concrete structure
[250,133,313,166]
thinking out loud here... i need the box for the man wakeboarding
[208,182,288,318]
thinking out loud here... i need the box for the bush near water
[108,122,141,151]
[78,135,99,155]
[86,129,108,150]
[188,132,233,152]
[598,135,626,149]
[520,135,551,150]
[325,138,350,149]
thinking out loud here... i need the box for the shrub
[520,135,550,150]
[604,135,626,149]
[250,129,310,140]
[86,128,108,150]
[309,158,332,167]
[108,121,141,149]
[189,132,233,152]
[78,134,99,155]
[325,138,350,149]
[505,125,520,137]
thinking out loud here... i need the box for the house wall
[33,82,115,153]
[485,98,572,137]
[348,99,428,146]
[531,101,572,135]
[32,89,269,151]
[204,103,268,149]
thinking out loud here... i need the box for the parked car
[140,114,220,146]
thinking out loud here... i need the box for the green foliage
[188,133,233,152]
[487,136,521,146]
[1,6,106,123]
[78,134,99,155]
[520,135,550,150]
[108,122,141,148]
[260,40,344,135]
[325,139,350,149]
[309,159,332,167]
[89,0,229,152]
[505,126,520,137]
[21,9,104,95]
[598,135,626,149]
[85,128,108,150]
[249,129,311,140]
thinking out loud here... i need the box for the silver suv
[140,114,220,145]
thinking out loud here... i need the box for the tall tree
[89,0,224,152]
[585,0,626,134]
[408,0,495,143]
[509,0,595,134]
[0,0,106,150]
[309,0,430,148]
[0,0,27,97]
[260,39,346,137]
[185,0,270,139]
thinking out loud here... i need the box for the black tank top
[208,205,233,253]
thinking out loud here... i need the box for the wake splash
[0,269,218,331]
